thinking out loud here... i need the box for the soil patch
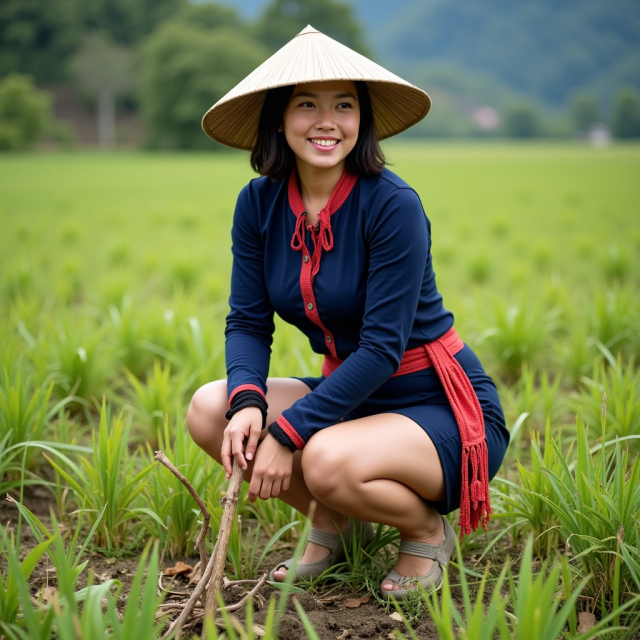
[1,486,465,639]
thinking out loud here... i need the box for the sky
[208,0,266,17]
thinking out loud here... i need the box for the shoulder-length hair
[250,81,386,180]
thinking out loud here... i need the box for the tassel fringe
[425,331,492,538]
[459,440,491,536]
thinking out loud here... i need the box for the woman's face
[282,80,360,174]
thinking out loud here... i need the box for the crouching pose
[187,26,509,599]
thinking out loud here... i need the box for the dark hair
[250,81,386,180]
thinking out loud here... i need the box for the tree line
[1,0,639,150]
[0,0,372,149]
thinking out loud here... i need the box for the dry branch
[155,452,252,639]
[154,450,210,571]
[157,607,266,637]
[218,572,267,613]
[162,550,217,638]
[156,572,266,614]
[202,459,245,634]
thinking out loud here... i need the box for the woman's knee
[186,379,227,448]
[301,430,349,500]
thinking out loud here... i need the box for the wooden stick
[154,451,210,572]
[218,572,267,613]
[154,452,251,639]
[158,609,267,637]
[202,459,245,637]
[156,573,267,614]
[154,450,217,639]
[163,544,217,638]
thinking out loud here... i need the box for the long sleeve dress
[225,167,509,518]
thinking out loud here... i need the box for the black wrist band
[225,390,268,430]
[267,421,297,452]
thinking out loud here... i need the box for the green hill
[352,0,640,109]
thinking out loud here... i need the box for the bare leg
[300,414,447,591]
[186,378,348,569]
[187,385,448,590]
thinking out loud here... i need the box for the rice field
[1,142,639,639]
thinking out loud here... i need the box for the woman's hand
[221,407,263,479]
[248,434,293,502]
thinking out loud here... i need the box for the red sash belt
[321,327,491,537]
[321,327,464,378]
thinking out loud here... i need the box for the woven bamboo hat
[202,25,430,150]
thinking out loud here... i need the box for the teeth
[310,139,338,147]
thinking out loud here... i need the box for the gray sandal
[380,516,456,600]
[268,519,374,583]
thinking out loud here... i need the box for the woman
[187,26,509,599]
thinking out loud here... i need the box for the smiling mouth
[309,138,339,147]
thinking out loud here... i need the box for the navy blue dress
[226,168,509,514]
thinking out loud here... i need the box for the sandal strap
[384,569,412,587]
[272,558,293,572]
[399,539,449,565]
[398,517,456,566]
[308,527,341,551]
[382,564,443,589]
[269,521,374,584]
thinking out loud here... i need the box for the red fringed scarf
[324,327,491,537]
[424,334,491,536]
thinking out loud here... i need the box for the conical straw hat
[202,25,431,150]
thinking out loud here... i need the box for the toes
[272,568,287,582]
[381,580,397,591]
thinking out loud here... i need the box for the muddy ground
[1,485,479,639]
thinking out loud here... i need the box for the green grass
[0,527,165,640]
[415,537,638,640]
[1,143,639,638]
[1,144,639,309]
[45,400,162,551]
[538,411,640,630]
[144,417,223,558]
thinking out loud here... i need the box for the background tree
[80,0,186,46]
[2,0,640,143]
[611,87,640,139]
[139,22,268,149]
[0,73,51,150]
[70,33,136,149]
[0,0,82,82]
[570,93,600,133]
[253,0,369,55]
[171,3,241,31]
[503,101,541,138]
[0,0,184,83]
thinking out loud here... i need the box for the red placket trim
[288,168,357,359]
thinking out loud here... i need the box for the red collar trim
[287,168,358,220]
[287,168,357,359]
